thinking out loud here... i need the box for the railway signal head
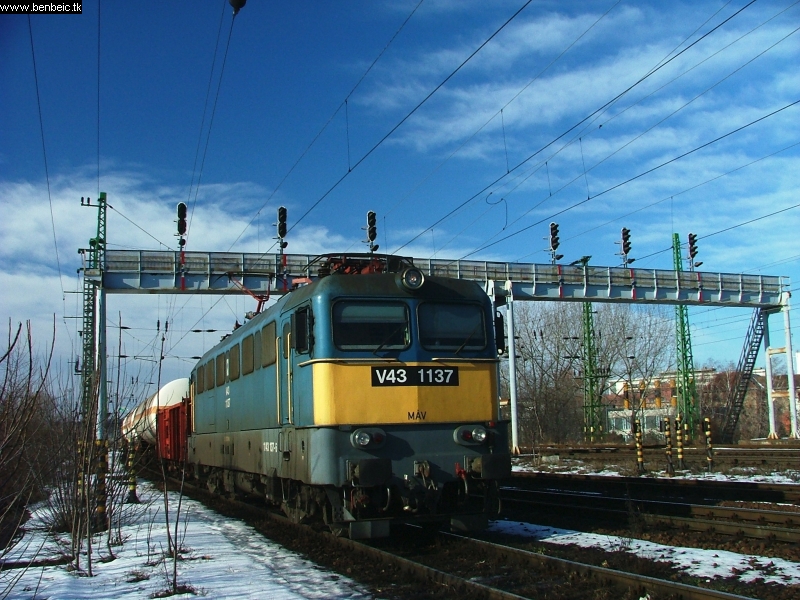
[367,211,377,243]
[687,233,698,259]
[277,206,287,239]
[177,202,187,236]
[621,227,631,255]
[549,222,560,252]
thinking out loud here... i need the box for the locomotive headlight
[454,424,488,445]
[471,426,487,443]
[350,427,387,449]
[398,267,425,291]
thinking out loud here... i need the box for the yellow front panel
[312,362,497,425]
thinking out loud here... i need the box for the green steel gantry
[582,301,605,441]
[80,192,106,422]
[672,232,698,435]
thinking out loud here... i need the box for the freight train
[123,254,511,538]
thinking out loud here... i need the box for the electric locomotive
[188,254,510,538]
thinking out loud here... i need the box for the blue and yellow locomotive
[188,254,511,538]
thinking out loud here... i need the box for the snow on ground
[4,460,800,598]
[506,455,800,587]
[488,520,800,586]
[512,455,800,485]
[2,482,370,600]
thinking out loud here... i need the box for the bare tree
[505,302,675,447]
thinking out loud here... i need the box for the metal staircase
[720,308,765,443]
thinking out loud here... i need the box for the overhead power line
[186,8,240,247]
[286,0,536,237]
[634,200,800,264]
[27,16,64,300]
[185,0,229,240]
[392,0,762,255]
[383,0,623,221]
[227,0,426,251]
[459,98,800,259]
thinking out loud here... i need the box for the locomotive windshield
[418,302,486,352]
[333,301,410,351]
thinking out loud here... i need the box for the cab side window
[292,307,312,354]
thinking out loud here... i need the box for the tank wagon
[129,254,511,538]
[122,378,189,446]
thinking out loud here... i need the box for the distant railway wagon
[125,254,511,538]
[122,378,189,447]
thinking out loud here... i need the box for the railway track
[150,472,766,599]
[383,527,757,600]
[511,471,800,503]
[543,445,800,471]
[500,487,800,543]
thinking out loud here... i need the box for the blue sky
[1,0,798,396]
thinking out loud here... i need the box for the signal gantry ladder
[721,305,799,443]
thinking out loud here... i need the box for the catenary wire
[383,0,623,221]
[286,0,536,238]
[392,0,761,255]
[458,99,800,259]
[186,12,239,247]
[515,140,800,261]
[185,0,228,235]
[27,16,64,300]
[226,0,426,251]
[633,200,800,264]
[437,8,800,258]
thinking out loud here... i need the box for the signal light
[177,202,187,236]
[549,222,560,252]
[621,227,631,255]
[277,206,287,239]
[687,233,698,259]
[367,211,377,243]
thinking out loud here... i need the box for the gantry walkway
[99,250,789,309]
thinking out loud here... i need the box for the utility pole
[572,256,604,442]
[79,192,107,430]
[79,191,109,530]
[673,233,697,436]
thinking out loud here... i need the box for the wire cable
[226,0,426,251]
[27,16,64,299]
[459,98,800,259]
[107,205,172,249]
[514,140,800,261]
[633,200,800,264]
[383,0,623,222]
[392,0,761,254]
[186,12,239,247]
[286,0,536,237]
[185,0,228,237]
